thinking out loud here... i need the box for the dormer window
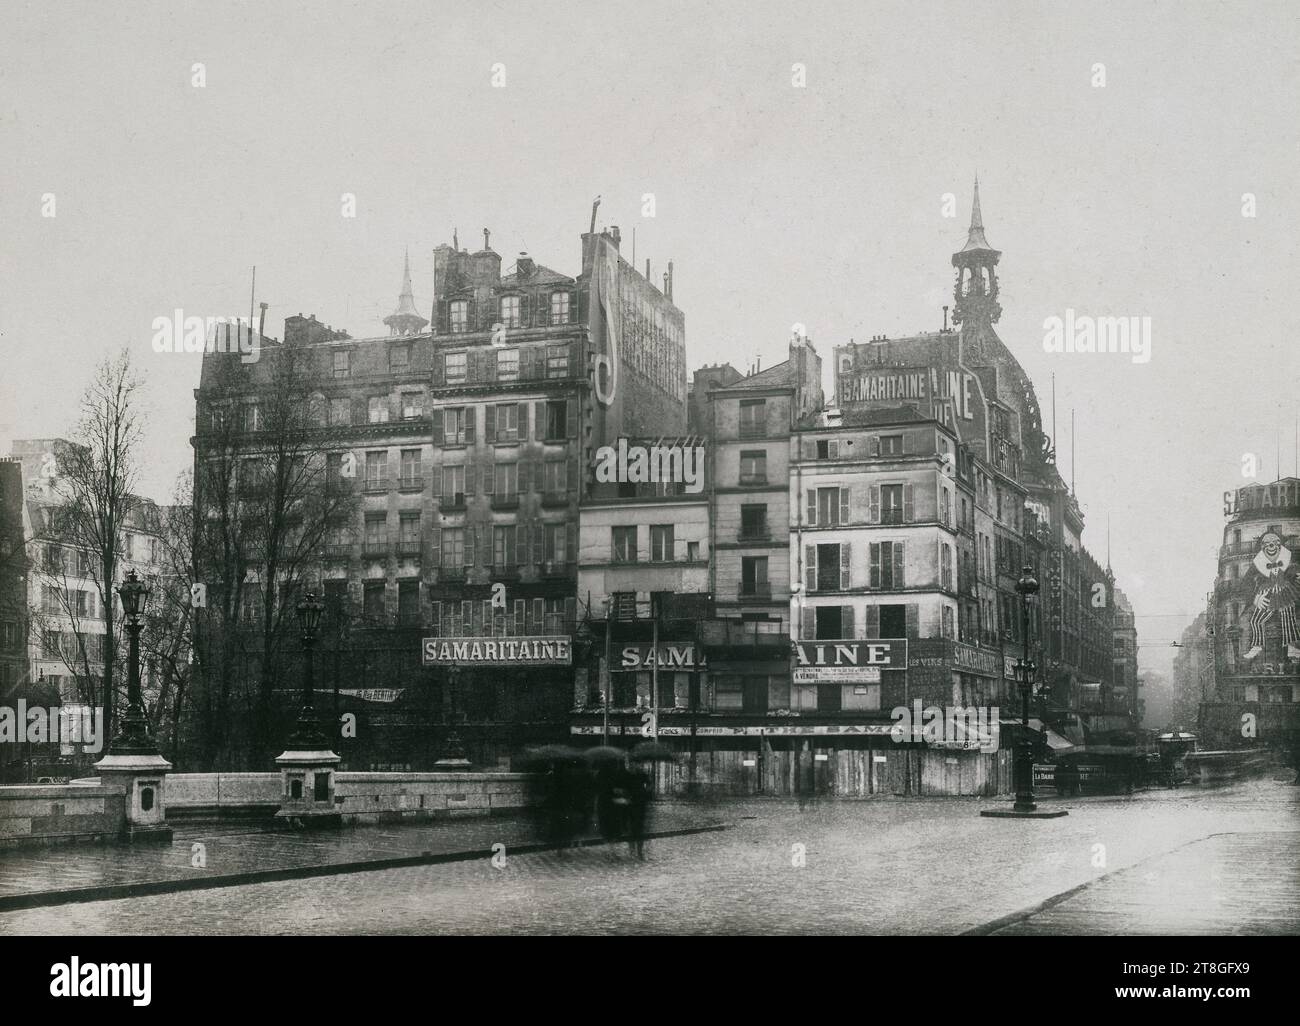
[450,301,469,333]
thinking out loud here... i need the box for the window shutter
[430,528,441,567]
[430,600,442,634]
[484,463,494,494]
[518,520,530,565]
[801,606,814,641]
[869,543,881,589]
[894,541,906,588]
[534,401,545,439]
[805,544,817,592]
[566,523,576,565]
[864,604,880,639]
[352,397,367,425]
[536,295,550,327]
[436,300,449,334]
[564,597,577,631]
[519,461,531,493]
[840,542,851,590]
[903,483,915,522]
[432,353,445,386]
[905,602,919,639]
[566,398,578,437]
[464,406,476,443]
[829,440,838,459]
[901,432,909,455]
[520,293,532,327]
[519,402,529,439]
[467,298,478,332]
[842,604,855,639]
[431,410,444,445]
[485,405,497,442]
[806,489,817,526]
[569,291,578,323]
[804,439,817,460]
[464,462,476,495]
[839,487,850,526]
[869,435,880,457]
[869,484,880,524]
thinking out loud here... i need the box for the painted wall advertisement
[791,640,907,684]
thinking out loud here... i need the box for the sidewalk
[0,804,727,911]
[977,830,1300,935]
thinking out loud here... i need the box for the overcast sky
[3,0,1298,675]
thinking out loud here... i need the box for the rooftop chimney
[517,252,534,278]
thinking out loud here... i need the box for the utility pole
[650,595,659,742]
[602,597,612,745]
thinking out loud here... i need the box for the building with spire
[383,250,429,337]
[827,180,1129,748]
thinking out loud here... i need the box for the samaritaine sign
[422,636,572,666]
[791,640,907,684]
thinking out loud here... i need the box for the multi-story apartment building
[1199,477,1300,747]
[573,453,711,747]
[3,440,173,780]
[192,221,686,768]
[704,340,821,626]
[792,407,961,706]
[1111,586,1140,721]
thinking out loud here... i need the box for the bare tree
[50,350,144,740]
[193,344,358,766]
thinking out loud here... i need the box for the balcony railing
[362,541,392,558]
[739,526,770,542]
[738,582,772,599]
[539,560,575,578]
[490,494,520,509]
[397,474,424,492]
[492,563,520,579]
[324,543,354,559]
[362,475,393,494]
[880,508,905,525]
[738,423,766,440]
[397,541,422,558]
[440,494,467,511]
[738,474,768,487]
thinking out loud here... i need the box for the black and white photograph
[0,0,1296,1003]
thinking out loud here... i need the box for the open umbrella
[521,744,582,767]
[628,741,675,763]
[581,745,627,765]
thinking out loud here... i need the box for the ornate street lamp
[981,564,1067,819]
[1012,565,1040,813]
[435,664,470,767]
[273,590,341,826]
[108,569,158,755]
[96,568,173,842]
[284,592,328,750]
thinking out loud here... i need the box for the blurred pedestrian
[623,765,651,859]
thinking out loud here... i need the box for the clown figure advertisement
[1242,532,1300,661]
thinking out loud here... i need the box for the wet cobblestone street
[1,781,1294,935]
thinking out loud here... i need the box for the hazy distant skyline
[4,0,1299,676]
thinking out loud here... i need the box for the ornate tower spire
[383,249,429,336]
[951,177,1002,327]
